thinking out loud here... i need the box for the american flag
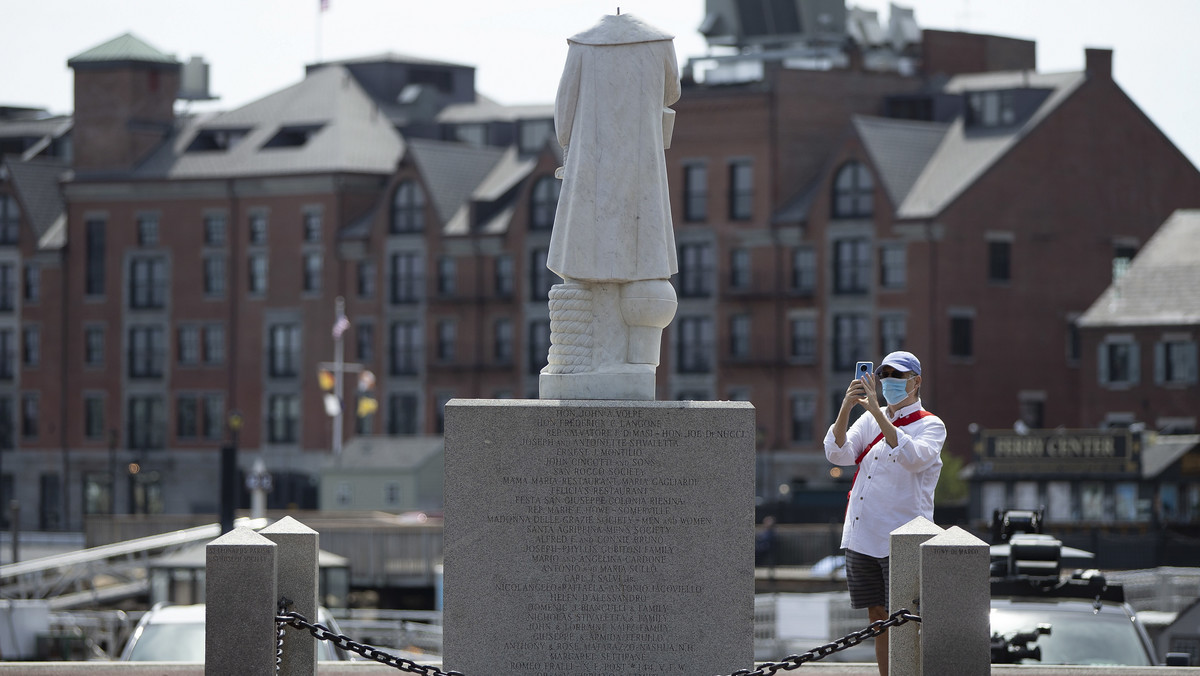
[332,315,350,339]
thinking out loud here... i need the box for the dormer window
[262,124,324,149]
[186,128,251,152]
[966,90,1016,128]
[518,119,555,155]
[832,161,873,219]
[391,181,425,233]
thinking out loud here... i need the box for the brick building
[2,10,1199,529]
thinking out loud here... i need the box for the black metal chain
[276,608,464,676]
[721,608,920,676]
[275,602,917,676]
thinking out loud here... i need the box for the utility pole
[319,297,369,458]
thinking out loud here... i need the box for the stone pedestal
[261,517,318,676]
[919,526,990,676]
[443,399,754,676]
[205,527,277,676]
[889,517,944,676]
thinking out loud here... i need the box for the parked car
[120,603,351,661]
[987,509,1164,666]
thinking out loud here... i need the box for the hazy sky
[4,0,1198,167]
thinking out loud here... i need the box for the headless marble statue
[539,13,680,401]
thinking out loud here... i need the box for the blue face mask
[880,377,911,405]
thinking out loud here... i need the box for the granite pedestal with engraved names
[443,399,755,676]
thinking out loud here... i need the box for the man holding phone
[824,350,946,676]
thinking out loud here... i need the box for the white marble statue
[539,13,681,401]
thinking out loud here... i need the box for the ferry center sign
[974,429,1139,477]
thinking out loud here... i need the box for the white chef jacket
[823,400,946,558]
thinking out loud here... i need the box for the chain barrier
[276,600,464,676]
[275,600,916,675]
[722,609,920,676]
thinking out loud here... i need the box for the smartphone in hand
[855,361,873,381]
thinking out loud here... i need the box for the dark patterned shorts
[845,549,890,610]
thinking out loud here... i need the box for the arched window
[832,161,874,219]
[391,181,425,233]
[529,176,560,230]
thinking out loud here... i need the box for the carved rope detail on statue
[546,282,592,374]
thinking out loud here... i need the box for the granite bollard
[889,517,944,676]
[261,516,319,676]
[205,526,277,675]
[443,399,755,676]
[918,526,990,676]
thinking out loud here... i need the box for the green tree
[935,453,969,504]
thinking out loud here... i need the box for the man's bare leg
[868,604,888,676]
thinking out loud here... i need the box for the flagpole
[316,0,323,64]
[333,296,344,457]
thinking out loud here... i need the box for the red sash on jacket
[847,409,935,501]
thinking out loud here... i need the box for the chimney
[1085,48,1112,81]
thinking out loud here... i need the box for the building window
[832,161,873,219]
[730,248,751,290]
[729,314,751,358]
[23,264,39,304]
[1112,242,1138,282]
[1019,392,1045,429]
[204,213,226,246]
[268,324,300,378]
[357,261,375,299]
[85,327,104,367]
[85,218,106,296]
[530,176,560,230]
[203,325,225,365]
[129,257,167,309]
[390,321,421,375]
[790,317,816,363]
[248,213,268,245]
[1156,338,1198,385]
[436,320,456,362]
[495,255,514,298]
[267,394,299,443]
[127,395,165,450]
[879,244,906,289]
[791,393,816,443]
[678,243,714,298]
[950,314,975,359]
[988,239,1012,283]
[518,119,555,154]
[528,320,550,375]
[84,396,104,441]
[1098,336,1139,386]
[966,90,1016,128]
[391,181,425,233]
[0,195,19,244]
[356,324,374,363]
[683,164,707,222]
[390,252,424,304]
[384,482,401,506]
[0,330,12,381]
[248,254,268,295]
[177,326,199,366]
[437,257,456,296]
[137,214,159,247]
[728,160,752,220]
[494,318,513,364]
[0,264,14,313]
[530,248,555,301]
[204,255,226,297]
[22,325,38,368]
[677,316,713,374]
[177,394,198,439]
[833,314,869,371]
[303,211,321,243]
[336,482,353,506]
[203,394,224,440]
[128,326,165,379]
[21,393,37,439]
[880,315,906,355]
[303,252,322,293]
[833,239,870,295]
[792,246,816,295]
[388,393,419,435]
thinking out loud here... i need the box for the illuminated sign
[974,430,1139,477]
